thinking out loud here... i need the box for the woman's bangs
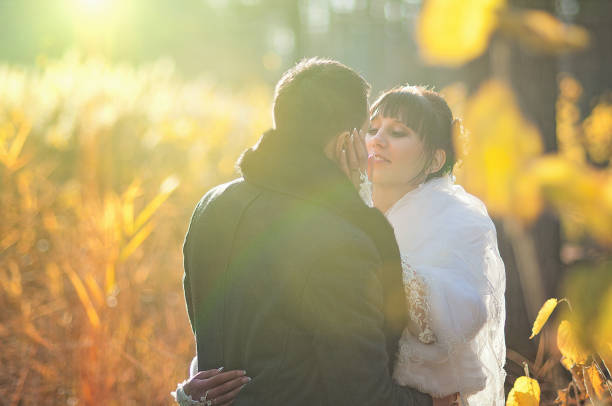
[371,92,426,133]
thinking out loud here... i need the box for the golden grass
[0,54,270,405]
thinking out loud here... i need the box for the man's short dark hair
[273,57,371,146]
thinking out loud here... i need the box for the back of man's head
[273,58,370,147]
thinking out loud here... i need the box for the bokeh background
[1,0,611,404]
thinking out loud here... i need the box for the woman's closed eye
[367,128,379,135]
[391,130,408,138]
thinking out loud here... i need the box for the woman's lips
[369,153,391,163]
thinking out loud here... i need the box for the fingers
[334,132,350,176]
[184,368,224,399]
[338,145,350,177]
[188,370,246,400]
[346,130,360,171]
[192,367,224,380]
[335,132,346,159]
[347,129,368,186]
[206,375,251,399]
[352,129,368,172]
[202,370,246,390]
[210,380,248,405]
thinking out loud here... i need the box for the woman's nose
[368,130,387,148]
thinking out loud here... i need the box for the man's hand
[432,393,460,406]
[182,368,251,406]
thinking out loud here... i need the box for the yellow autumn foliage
[530,156,612,247]
[497,9,590,54]
[583,101,612,164]
[583,363,608,401]
[0,54,271,404]
[557,320,589,366]
[416,0,505,66]
[455,79,543,222]
[594,287,612,362]
[506,376,541,406]
[417,0,589,67]
[530,298,559,339]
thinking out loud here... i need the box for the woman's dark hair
[370,85,458,182]
[273,57,371,147]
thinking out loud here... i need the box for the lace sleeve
[358,172,374,207]
[401,256,436,344]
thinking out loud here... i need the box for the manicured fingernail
[217,366,224,372]
[242,377,251,383]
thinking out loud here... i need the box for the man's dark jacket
[183,130,432,405]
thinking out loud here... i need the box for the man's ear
[429,149,446,174]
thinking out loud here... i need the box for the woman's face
[365,114,428,189]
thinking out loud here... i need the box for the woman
[175,86,506,406]
[353,86,506,405]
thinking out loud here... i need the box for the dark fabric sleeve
[302,238,433,406]
[183,195,209,337]
[183,230,196,335]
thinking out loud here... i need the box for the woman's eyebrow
[391,119,410,128]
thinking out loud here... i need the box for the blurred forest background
[1,0,611,404]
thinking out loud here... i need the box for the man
[181,58,434,405]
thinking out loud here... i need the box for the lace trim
[401,256,436,344]
[358,171,373,207]
[171,381,211,406]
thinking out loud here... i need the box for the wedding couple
[173,58,506,406]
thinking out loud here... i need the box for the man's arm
[302,237,433,406]
[182,232,196,335]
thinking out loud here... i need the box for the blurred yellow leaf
[499,10,590,54]
[417,0,505,66]
[8,118,31,162]
[556,74,585,164]
[560,356,574,371]
[583,363,607,401]
[42,211,60,233]
[456,80,543,222]
[85,273,105,307]
[0,229,19,251]
[506,376,541,406]
[45,262,64,298]
[105,263,116,296]
[583,101,612,164]
[558,320,589,365]
[132,176,179,233]
[531,157,612,247]
[0,118,31,170]
[600,342,612,380]
[530,298,559,339]
[64,263,101,329]
[119,222,154,262]
[6,260,22,298]
[122,180,141,237]
[562,262,612,356]
[595,287,612,359]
